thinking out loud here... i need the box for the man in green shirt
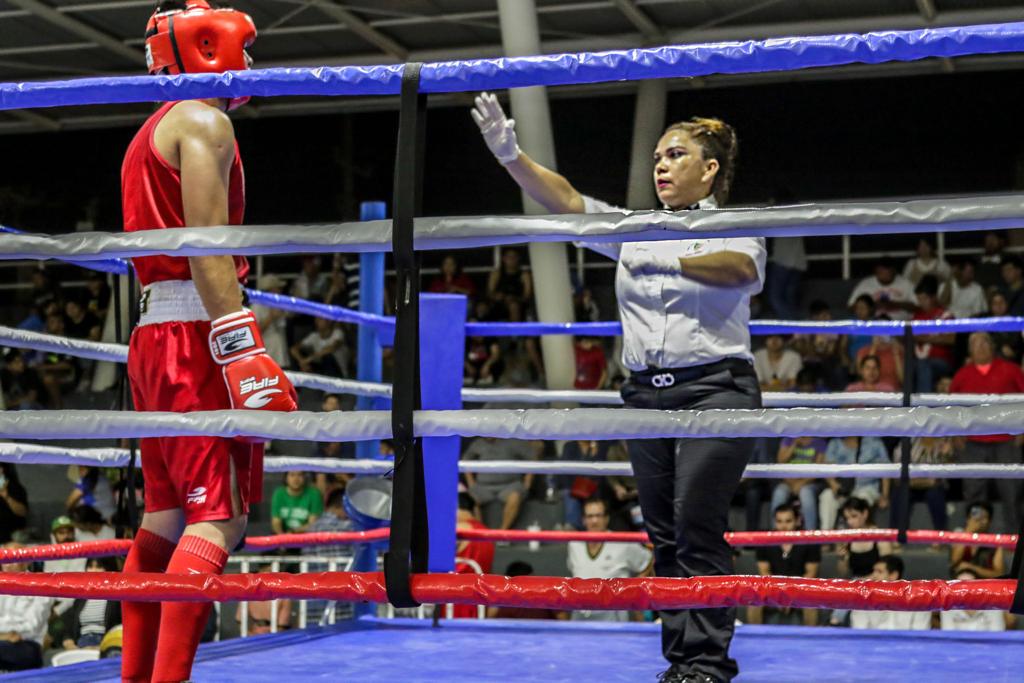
[271,471,323,534]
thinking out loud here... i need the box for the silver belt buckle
[651,372,675,388]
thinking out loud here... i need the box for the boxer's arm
[177,104,243,320]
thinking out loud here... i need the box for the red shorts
[128,320,263,525]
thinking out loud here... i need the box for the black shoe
[656,664,688,682]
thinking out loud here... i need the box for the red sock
[151,535,229,683]
[121,529,176,683]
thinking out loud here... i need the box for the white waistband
[138,280,210,326]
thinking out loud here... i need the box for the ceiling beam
[610,0,665,43]
[309,1,407,60]
[5,0,143,65]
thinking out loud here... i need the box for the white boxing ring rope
[0,403,1022,443]
[2,196,1024,262]
[3,442,1024,481]
[4,325,1023,409]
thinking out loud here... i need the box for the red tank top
[122,102,249,287]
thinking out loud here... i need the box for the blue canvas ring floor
[7,617,1023,682]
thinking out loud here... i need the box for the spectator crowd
[2,230,1024,675]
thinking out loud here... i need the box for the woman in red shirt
[911,275,955,393]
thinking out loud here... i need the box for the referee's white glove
[471,92,521,164]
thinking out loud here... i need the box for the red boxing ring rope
[0,527,1015,565]
[0,571,1012,612]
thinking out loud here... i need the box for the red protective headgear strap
[145,1,256,107]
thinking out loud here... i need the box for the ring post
[420,293,466,572]
[356,201,386,461]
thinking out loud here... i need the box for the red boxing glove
[209,310,297,413]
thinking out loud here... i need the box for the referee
[473,93,763,683]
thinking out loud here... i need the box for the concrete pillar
[626,79,668,209]
[496,0,576,392]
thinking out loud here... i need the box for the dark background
[2,68,1022,274]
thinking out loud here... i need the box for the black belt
[631,358,754,388]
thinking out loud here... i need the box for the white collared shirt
[582,195,766,371]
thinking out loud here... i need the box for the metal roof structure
[1,0,1023,134]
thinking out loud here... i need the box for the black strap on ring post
[113,271,139,533]
[384,62,429,609]
[895,323,914,545]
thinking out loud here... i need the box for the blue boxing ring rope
[3,19,1024,681]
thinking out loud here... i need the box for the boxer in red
[120,3,296,682]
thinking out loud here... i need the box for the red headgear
[145,1,256,109]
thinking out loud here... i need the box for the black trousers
[621,366,760,681]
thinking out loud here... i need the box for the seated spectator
[0,543,54,671]
[290,317,349,377]
[235,564,292,635]
[430,254,477,299]
[302,489,356,623]
[556,440,610,530]
[28,267,62,313]
[37,312,80,408]
[487,248,532,322]
[311,395,354,497]
[85,272,111,321]
[847,295,876,365]
[64,296,102,342]
[68,505,116,542]
[889,437,951,531]
[753,334,802,392]
[252,274,291,369]
[949,501,1006,579]
[66,465,116,521]
[486,561,565,620]
[940,258,986,320]
[573,286,600,323]
[903,237,950,286]
[464,335,503,386]
[0,464,28,544]
[950,332,1024,532]
[573,337,607,390]
[940,568,1013,631]
[0,350,45,410]
[770,436,827,530]
[976,230,1007,292]
[999,254,1024,316]
[819,437,891,531]
[462,437,536,530]
[747,503,820,627]
[986,291,1022,362]
[855,335,903,389]
[42,515,88,628]
[290,255,328,301]
[844,355,896,393]
[567,498,652,622]
[604,441,641,531]
[836,497,894,579]
[789,301,848,390]
[911,275,955,394]
[271,471,323,535]
[324,253,354,308]
[452,492,496,619]
[55,557,122,650]
[850,555,931,630]
[847,258,916,320]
